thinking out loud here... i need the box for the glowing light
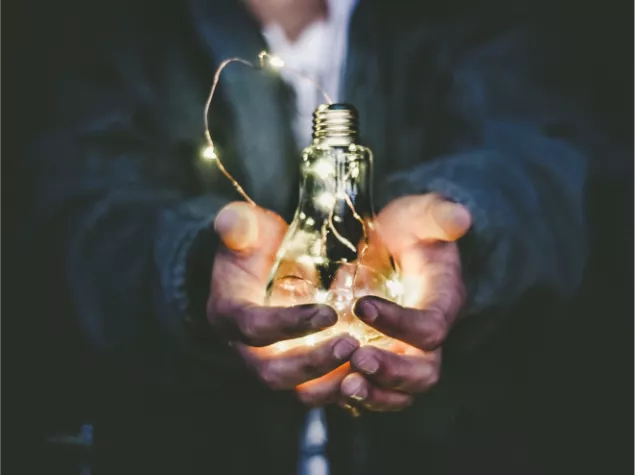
[297,255,315,267]
[297,255,325,267]
[267,55,285,69]
[314,290,329,303]
[201,146,217,160]
[386,278,404,298]
[202,53,400,352]
[315,192,336,210]
[312,160,335,179]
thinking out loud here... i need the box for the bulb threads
[312,104,359,146]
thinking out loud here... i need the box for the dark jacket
[12,0,599,473]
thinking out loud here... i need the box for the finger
[296,363,352,407]
[354,296,448,351]
[376,195,471,253]
[217,302,338,347]
[341,373,413,412]
[422,195,472,242]
[214,202,260,251]
[211,203,288,308]
[350,346,440,393]
[244,335,359,390]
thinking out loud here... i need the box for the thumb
[211,202,288,306]
[422,195,472,242]
[214,202,259,251]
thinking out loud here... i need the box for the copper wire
[203,52,334,205]
[203,57,257,205]
[258,52,334,105]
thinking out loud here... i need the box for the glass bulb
[265,104,402,350]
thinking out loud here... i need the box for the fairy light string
[203,50,370,308]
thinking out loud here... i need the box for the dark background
[3,0,633,473]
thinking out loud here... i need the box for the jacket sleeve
[19,41,231,392]
[376,24,590,349]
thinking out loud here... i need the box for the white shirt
[262,0,358,149]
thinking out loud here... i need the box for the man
[15,0,594,473]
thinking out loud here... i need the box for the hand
[341,194,472,411]
[208,202,359,400]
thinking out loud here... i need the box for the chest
[149,6,462,217]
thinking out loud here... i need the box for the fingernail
[214,207,239,235]
[450,204,472,229]
[311,309,337,329]
[356,354,379,375]
[355,299,378,323]
[333,338,358,360]
[342,374,367,401]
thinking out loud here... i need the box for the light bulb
[266,104,402,349]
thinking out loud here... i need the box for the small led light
[305,217,316,226]
[201,146,217,161]
[297,255,326,268]
[314,290,329,303]
[268,55,285,69]
[315,192,336,210]
[386,278,404,298]
[313,160,335,179]
[297,255,315,267]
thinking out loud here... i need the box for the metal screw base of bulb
[312,104,359,146]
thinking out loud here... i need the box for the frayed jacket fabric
[18,0,592,471]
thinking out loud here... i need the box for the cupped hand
[208,202,359,401]
[342,194,472,411]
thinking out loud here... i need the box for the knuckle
[303,351,328,379]
[382,362,407,389]
[422,313,447,349]
[419,364,440,391]
[257,363,284,390]
[238,314,266,344]
[382,395,414,412]
[428,369,440,387]
[397,395,415,410]
[296,388,325,408]
[206,299,224,327]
